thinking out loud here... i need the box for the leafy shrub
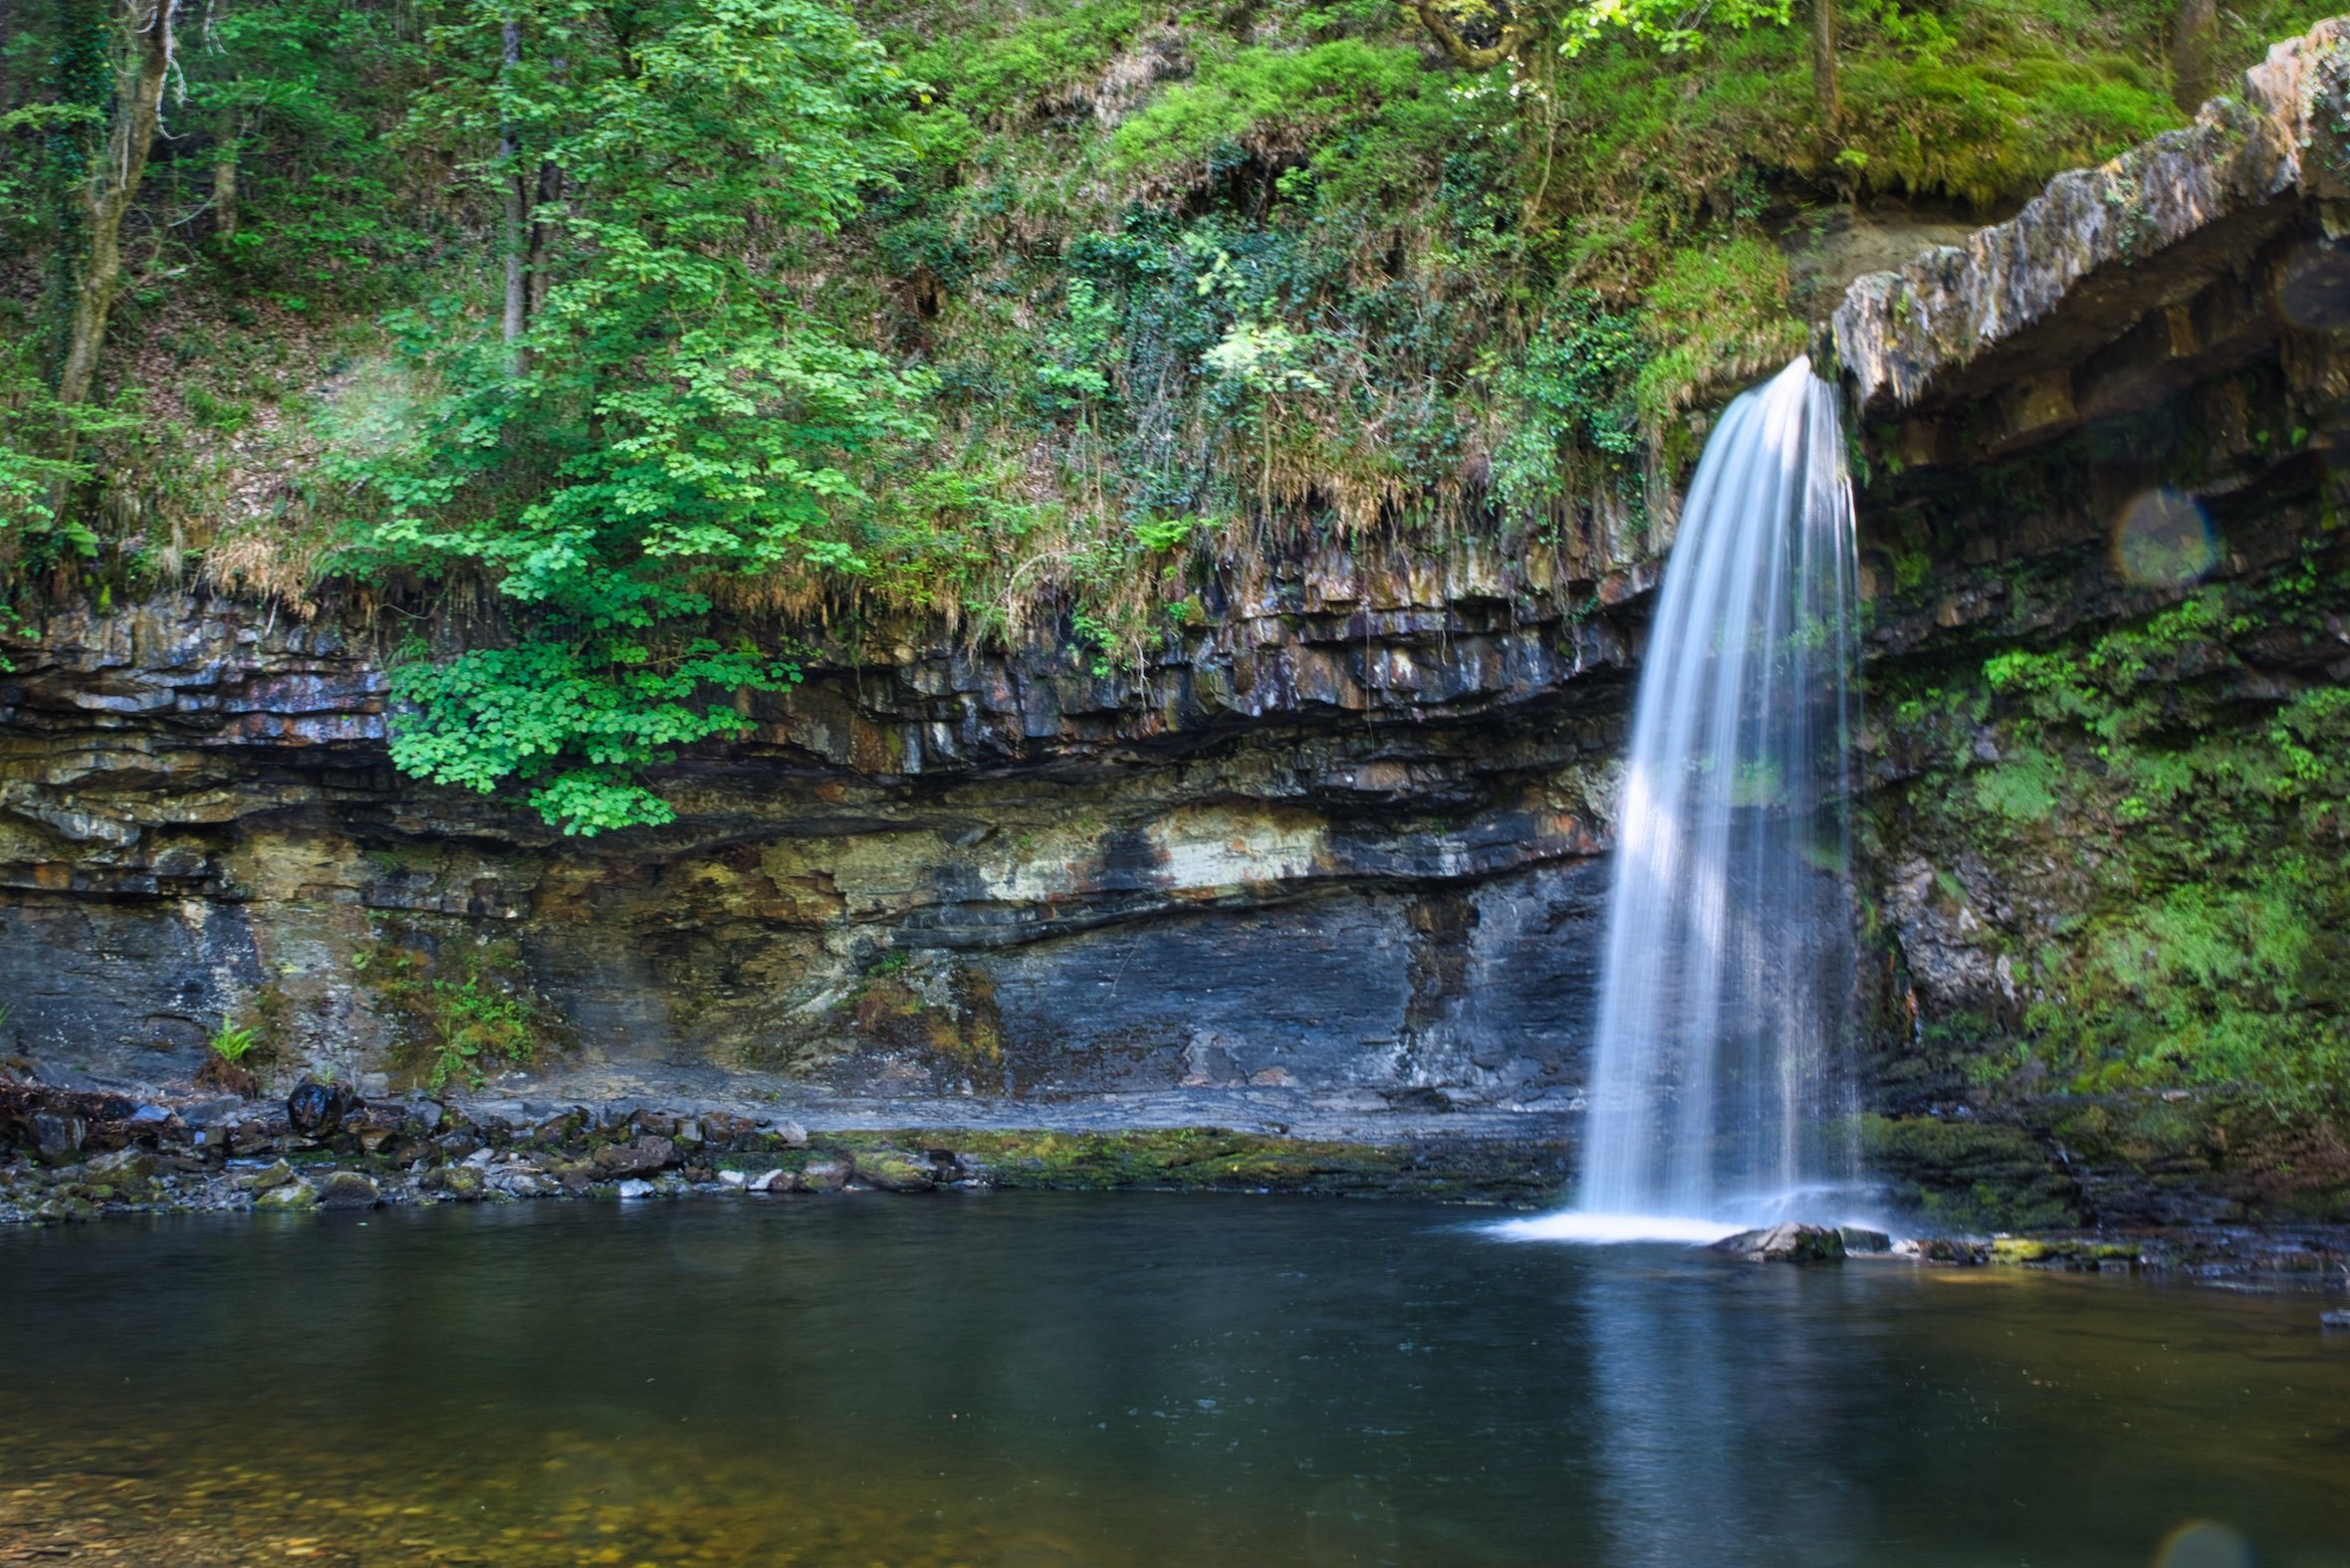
[359,937,556,1092]
[1110,41,1430,175]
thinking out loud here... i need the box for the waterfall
[1573,356,1861,1231]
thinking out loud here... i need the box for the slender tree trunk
[500,14,528,367]
[212,109,240,244]
[2172,0,2218,112]
[525,156,558,318]
[56,0,177,409]
[1810,0,1841,136]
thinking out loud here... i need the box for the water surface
[1,1195,2344,1566]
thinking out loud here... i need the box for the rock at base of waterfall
[1713,1224,1847,1263]
[614,1179,656,1200]
[1838,1227,1892,1253]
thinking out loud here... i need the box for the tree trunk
[1810,0,1841,136]
[55,0,176,409]
[526,156,559,318]
[500,15,528,366]
[2172,0,2218,113]
[213,110,240,244]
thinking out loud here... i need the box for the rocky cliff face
[1841,21,2350,1225]
[9,22,2350,1220]
[0,543,1641,1142]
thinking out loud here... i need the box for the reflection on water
[0,1195,2344,1567]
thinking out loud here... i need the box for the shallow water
[0,1195,2345,1568]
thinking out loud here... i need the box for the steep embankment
[1841,25,2350,1227]
[6,13,2350,1230]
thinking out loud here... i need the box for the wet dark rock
[1839,1227,1892,1254]
[1713,1224,1847,1263]
[287,1079,360,1137]
[240,1160,295,1193]
[853,1149,937,1193]
[30,1113,87,1160]
[1912,1237,1991,1266]
[591,1136,675,1176]
[317,1171,381,1210]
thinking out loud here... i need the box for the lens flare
[2112,488,2217,587]
[2152,1520,2255,1568]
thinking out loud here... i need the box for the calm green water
[0,1195,2345,1568]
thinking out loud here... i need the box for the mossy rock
[851,1149,937,1193]
[255,1180,319,1211]
[1862,1114,2082,1232]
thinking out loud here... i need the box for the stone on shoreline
[1712,1224,1846,1263]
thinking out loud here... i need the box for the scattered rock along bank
[5,1079,2345,1299]
[0,1077,1569,1227]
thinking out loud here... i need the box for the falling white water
[1560,355,1861,1238]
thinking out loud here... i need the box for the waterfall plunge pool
[4,1194,2345,1567]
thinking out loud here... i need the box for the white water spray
[1518,357,1861,1243]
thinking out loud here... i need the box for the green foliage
[897,0,1145,121]
[1109,40,1431,174]
[1489,291,1646,517]
[360,936,552,1090]
[1883,552,2350,1117]
[386,638,805,834]
[339,0,933,832]
[1632,238,1805,428]
[207,1017,262,1064]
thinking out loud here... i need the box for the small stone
[718,1170,747,1188]
[852,1149,937,1194]
[615,1178,655,1200]
[797,1157,850,1193]
[240,1159,296,1193]
[751,1169,797,1193]
[256,1180,319,1211]
[1712,1223,1845,1263]
[771,1119,810,1148]
[317,1171,380,1210]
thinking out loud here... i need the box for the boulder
[614,1178,655,1200]
[797,1157,850,1192]
[426,1163,484,1200]
[1838,1227,1892,1254]
[1712,1224,1846,1263]
[2321,1310,2350,1333]
[317,1171,381,1210]
[751,1169,798,1193]
[286,1079,360,1137]
[31,1112,86,1160]
[239,1159,296,1193]
[852,1149,936,1193]
[591,1135,675,1176]
[256,1180,318,1211]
